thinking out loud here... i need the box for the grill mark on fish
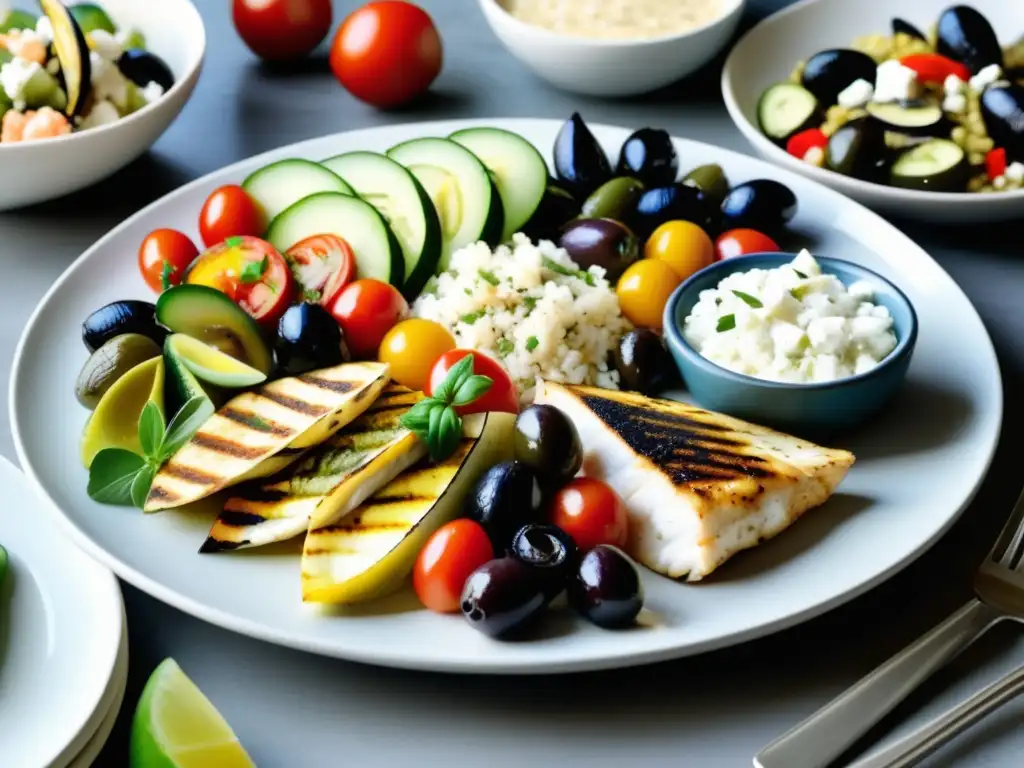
[199,537,247,553]
[161,463,220,485]
[214,509,268,528]
[192,433,268,460]
[221,407,294,437]
[581,395,739,441]
[260,391,330,417]
[298,374,356,394]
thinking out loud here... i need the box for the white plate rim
[8,118,1004,674]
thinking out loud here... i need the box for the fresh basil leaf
[478,269,500,286]
[160,260,174,291]
[434,406,462,460]
[240,256,268,284]
[732,290,763,308]
[525,336,539,352]
[162,396,215,459]
[131,464,157,509]
[426,403,446,458]
[138,400,165,459]
[453,375,493,406]
[717,314,737,332]
[87,449,147,506]
[436,354,474,403]
[400,399,439,433]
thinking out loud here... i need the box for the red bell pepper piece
[786,128,828,159]
[986,148,1008,180]
[899,53,971,84]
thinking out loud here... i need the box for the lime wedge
[130,658,255,768]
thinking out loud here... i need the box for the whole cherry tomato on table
[185,236,295,327]
[414,519,494,613]
[284,234,357,306]
[329,278,410,359]
[199,185,265,249]
[714,229,781,261]
[426,349,519,416]
[378,318,455,392]
[549,477,629,553]
[232,0,333,62]
[330,1,443,108]
[138,228,199,293]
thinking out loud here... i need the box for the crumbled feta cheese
[89,52,129,109]
[141,80,165,103]
[837,78,874,108]
[802,146,825,166]
[943,74,965,96]
[1006,162,1024,183]
[993,175,1008,189]
[943,92,967,113]
[969,64,1002,93]
[34,15,53,45]
[0,57,42,105]
[88,29,123,62]
[79,99,121,130]
[875,59,919,102]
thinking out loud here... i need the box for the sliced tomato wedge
[185,235,295,327]
[284,234,357,307]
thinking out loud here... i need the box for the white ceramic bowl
[0,0,205,211]
[722,0,1024,223]
[479,0,746,97]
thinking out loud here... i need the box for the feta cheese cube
[943,92,967,113]
[89,52,129,110]
[994,175,1008,189]
[79,99,121,130]
[1005,162,1024,183]
[142,80,165,104]
[875,59,919,102]
[790,249,821,277]
[969,64,1002,93]
[811,354,840,382]
[854,354,880,375]
[943,74,965,96]
[34,15,53,45]
[803,146,825,166]
[837,78,874,108]
[0,57,42,105]
[847,280,876,302]
[770,321,808,357]
[807,316,847,355]
[88,29,123,62]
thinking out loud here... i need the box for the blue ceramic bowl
[662,253,918,436]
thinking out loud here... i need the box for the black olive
[981,85,1024,161]
[274,302,350,376]
[891,17,927,41]
[568,545,645,629]
[553,113,613,199]
[801,49,878,105]
[558,219,639,282]
[520,182,581,243]
[937,5,1003,75]
[720,179,798,236]
[612,329,680,396]
[513,405,583,489]
[510,524,579,600]
[465,461,545,552]
[461,557,549,638]
[616,128,679,187]
[825,118,890,182]
[82,300,166,352]
[117,49,175,92]
[629,183,715,242]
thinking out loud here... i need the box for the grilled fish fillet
[534,381,855,581]
[145,362,389,512]
[200,385,427,553]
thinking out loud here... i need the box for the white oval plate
[66,618,129,768]
[9,119,1002,674]
[722,0,1024,223]
[0,457,124,767]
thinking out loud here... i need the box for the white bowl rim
[0,0,206,151]
[480,0,746,47]
[719,0,1024,204]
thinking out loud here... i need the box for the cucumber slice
[449,127,548,242]
[266,192,404,289]
[321,151,441,300]
[155,285,274,376]
[890,139,969,191]
[241,159,354,227]
[758,83,820,143]
[163,336,216,419]
[387,137,504,272]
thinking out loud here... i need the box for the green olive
[579,177,646,222]
[681,164,731,207]
[75,333,161,410]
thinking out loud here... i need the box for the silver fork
[753,483,1024,768]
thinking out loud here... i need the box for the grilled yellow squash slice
[301,411,516,604]
[145,362,389,512]
[200,385,427,553]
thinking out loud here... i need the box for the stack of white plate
[0,457,127,768]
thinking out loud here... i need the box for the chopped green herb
[794,270,808,279]
[717,314,736,332]
[303,288,322,302]
[240,256,268,284]
[526,336,539,352]
[542,257,595,285]
[224,236,244,249]
[160,261,175,292]
[732,290,763,308]
[464,288,473,296]
[478,269,500,286]
[496,339,515,356]
[460,310,485,325]
[522,296,537,313]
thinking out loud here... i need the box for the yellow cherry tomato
[644,220,715,281]
[377,318,456,391]
[615,259,681,331]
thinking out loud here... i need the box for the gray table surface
[3,0,1023,765]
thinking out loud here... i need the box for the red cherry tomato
[425,349,519,415]
[138,228,199,293]
[185,236,295,327]
[284,234,357,306]
[329,1,443,108]
[199,185,265,249]
[549,477,628,553]
[714,229,781,261]
[232,0,333,62]
[328,278,409,359]
[413,519,494,614]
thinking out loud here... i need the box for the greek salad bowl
[721,0,1024,223]
[0,0,205,210]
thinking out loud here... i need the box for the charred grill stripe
[161,463,220,485]
[298,374,357,394]
[192,433,268,460]
[221,407,294,437]
[200,537,247,553]
[228,487,291,504]
[312,521,412,536]
[260,391,331,417]
[277,446,307,457]
[215,509,268,528]
[367,494,436,506]
[581,394,736,438]
[147,486,178,503]
[367,402,418,414]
